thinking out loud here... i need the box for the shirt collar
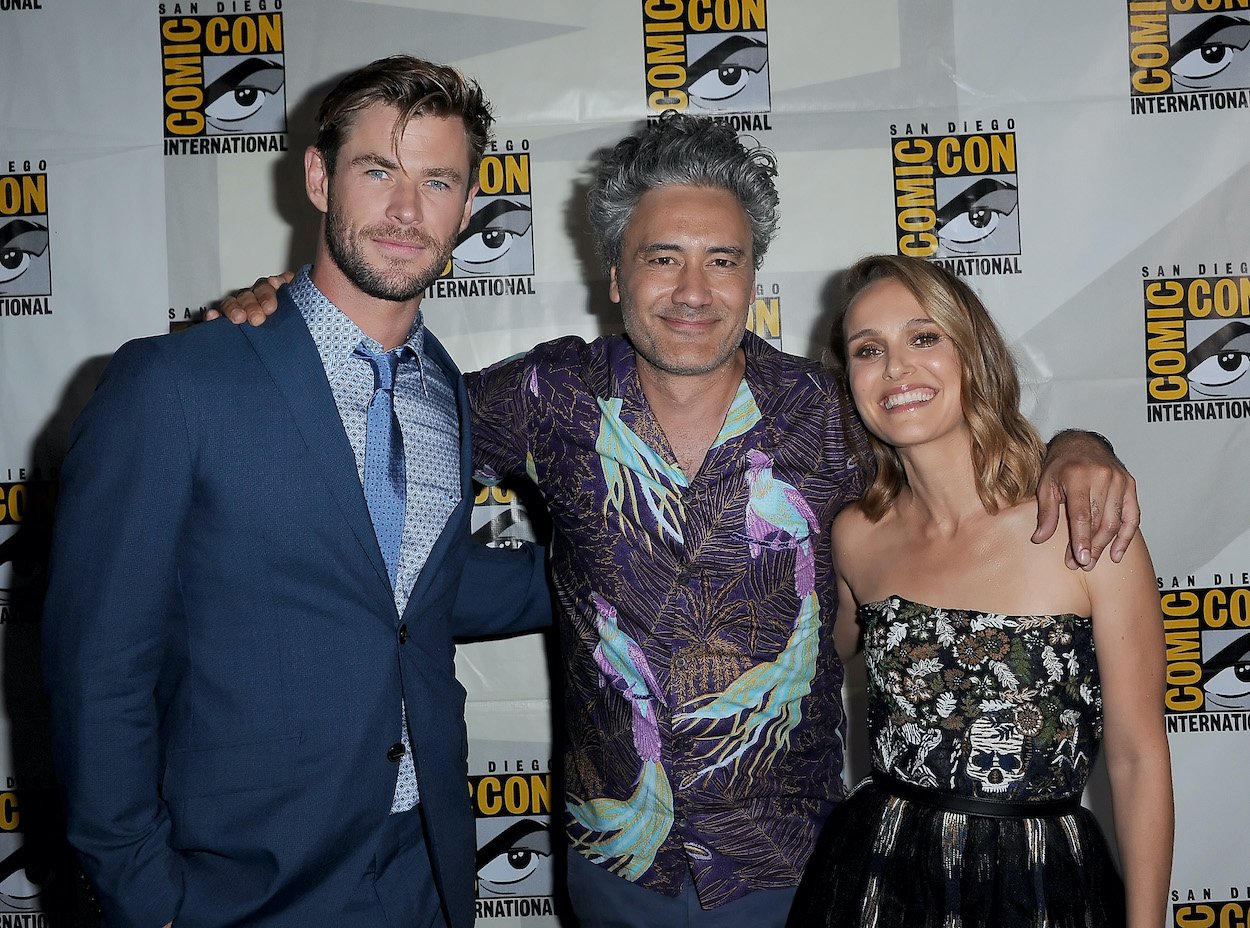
[288,264,428,379]
[605,330,767,401]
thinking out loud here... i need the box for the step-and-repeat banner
[2,1,1248,924]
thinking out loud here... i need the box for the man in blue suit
[41,56,550,928]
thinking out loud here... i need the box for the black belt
[871,769,1083,819]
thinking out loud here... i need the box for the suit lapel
[240,293,393,592]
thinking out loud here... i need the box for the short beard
[324,194,454,302]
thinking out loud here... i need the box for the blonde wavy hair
[826,254,1044,521]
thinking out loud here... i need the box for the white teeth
[884,389,934,410]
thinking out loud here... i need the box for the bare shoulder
[831,501,887,586]
[979,500,1089,613]
[1002,498,1070,558]
[995,500,1156,615]
[1083,530,1157,597]
[831,501,874,548]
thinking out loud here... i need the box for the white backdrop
[2,1,1248,924]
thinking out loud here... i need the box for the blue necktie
[354,344,408,586]
[355,343,422,813]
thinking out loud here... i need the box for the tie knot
[355,344,410,392]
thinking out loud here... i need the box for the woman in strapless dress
[786,255,1172,928]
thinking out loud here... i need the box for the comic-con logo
[1161,580,1250,729]
[159,3,288,155]
[469,755,554,919]
[471,484,538,551]
[431,145,537,299]
[641,0,772,129]
[1173,897,1250,927]
[0,165,51,318]
[1129,0,1250,114]
[1143,266,1250,422]
[748,282,783,350]
[890,120,1022,276]
[0,476,56,624]
[0,790,69,915]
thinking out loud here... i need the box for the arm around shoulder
[1035,430,1141,570]
[452,540,551,639]
[465,352,543,485]
[207,271,292,325]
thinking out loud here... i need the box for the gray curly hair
[586,112,780,274]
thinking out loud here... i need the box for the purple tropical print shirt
[466,332,869,907]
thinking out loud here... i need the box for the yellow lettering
[900,233,938,256]
[644,0,684,20]
[162,17,201,43]
[1175,904,1215,928]
[1128,10,1171,93]
[0,793,17,831]
[747,297,781,339]
[0,176,48,216]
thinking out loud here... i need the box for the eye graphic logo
[891,124,1022,272]
[469,763,557,919]
[471,484,537,552]
[0,794,76,919]
[1160,584,1250,722]
[475,819,553,900]
[686,32,770,113]
[0,833,59,916]
[1186,320,1250,399]
[451,151,534,279]
[0,480,54,619]
[202,55,286,135]
[0,173,50,299]
[161,12,288,151]
[641,0,771,116]
[933,177,1019,258]
[1202,629,1250,711]
[1142,272,1250,421]
[0,525,44,614]
[1128,1,1250,114]
[454,199,533,277]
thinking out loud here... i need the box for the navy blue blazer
[42,293,550,928]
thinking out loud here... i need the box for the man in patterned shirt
[465,114,1139,927]
[220,113,1139,928]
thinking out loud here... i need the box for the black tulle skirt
[786,779,1126,927]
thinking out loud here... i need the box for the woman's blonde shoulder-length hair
[826,253,1045,521]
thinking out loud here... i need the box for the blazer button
[398,623,409,644]
[387,742,406,762]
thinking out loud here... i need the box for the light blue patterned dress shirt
[290,265,461,812]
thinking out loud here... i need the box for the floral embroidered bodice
[860,595,1103,801]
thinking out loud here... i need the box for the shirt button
[387,742,406,762]
[398,624,409,644]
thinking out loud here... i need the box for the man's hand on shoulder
[1032,429,1141,571]
[206,271,293,326]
